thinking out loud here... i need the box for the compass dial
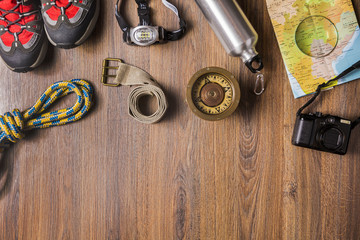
[186,67,241,121]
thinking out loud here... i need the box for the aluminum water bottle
[195,0,263,74]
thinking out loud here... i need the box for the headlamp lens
[134,27,155,43]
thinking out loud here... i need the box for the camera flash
[340,119,351,125]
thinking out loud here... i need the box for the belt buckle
[101,58,123,87]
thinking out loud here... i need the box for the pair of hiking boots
[0,0,99,72]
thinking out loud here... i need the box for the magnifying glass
[295,15,339,58]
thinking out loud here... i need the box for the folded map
[266,0,360,98]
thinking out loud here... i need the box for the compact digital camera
[292,112,352,155]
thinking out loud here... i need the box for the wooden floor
[1,0,360,239]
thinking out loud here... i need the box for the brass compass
[186,67,241,121]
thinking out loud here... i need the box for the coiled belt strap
[113,63,168,124]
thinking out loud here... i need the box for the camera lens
[320,127,344,150]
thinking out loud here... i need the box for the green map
[266,0,360,98]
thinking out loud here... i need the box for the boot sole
[3,39,49,73]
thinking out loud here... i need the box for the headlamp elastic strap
[135,0,150,26]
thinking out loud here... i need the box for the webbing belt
[102,59,168,124]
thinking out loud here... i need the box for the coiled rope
[0,79,93,151]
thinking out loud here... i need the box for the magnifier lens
[295,16,339,58]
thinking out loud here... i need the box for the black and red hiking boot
[0,0,47,72]
[40,0,99,49]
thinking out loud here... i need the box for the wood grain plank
[0,0,360,239]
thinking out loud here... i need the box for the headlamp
[115,0,187,47]
[128,26,162,46]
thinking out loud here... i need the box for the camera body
[292,112,352,155]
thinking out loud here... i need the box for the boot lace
[0,0,38,35]
[47,0,77,13]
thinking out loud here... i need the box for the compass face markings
[187,67,241,121]
[191,73,234,115]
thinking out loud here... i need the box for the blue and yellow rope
[0,79,94,151]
